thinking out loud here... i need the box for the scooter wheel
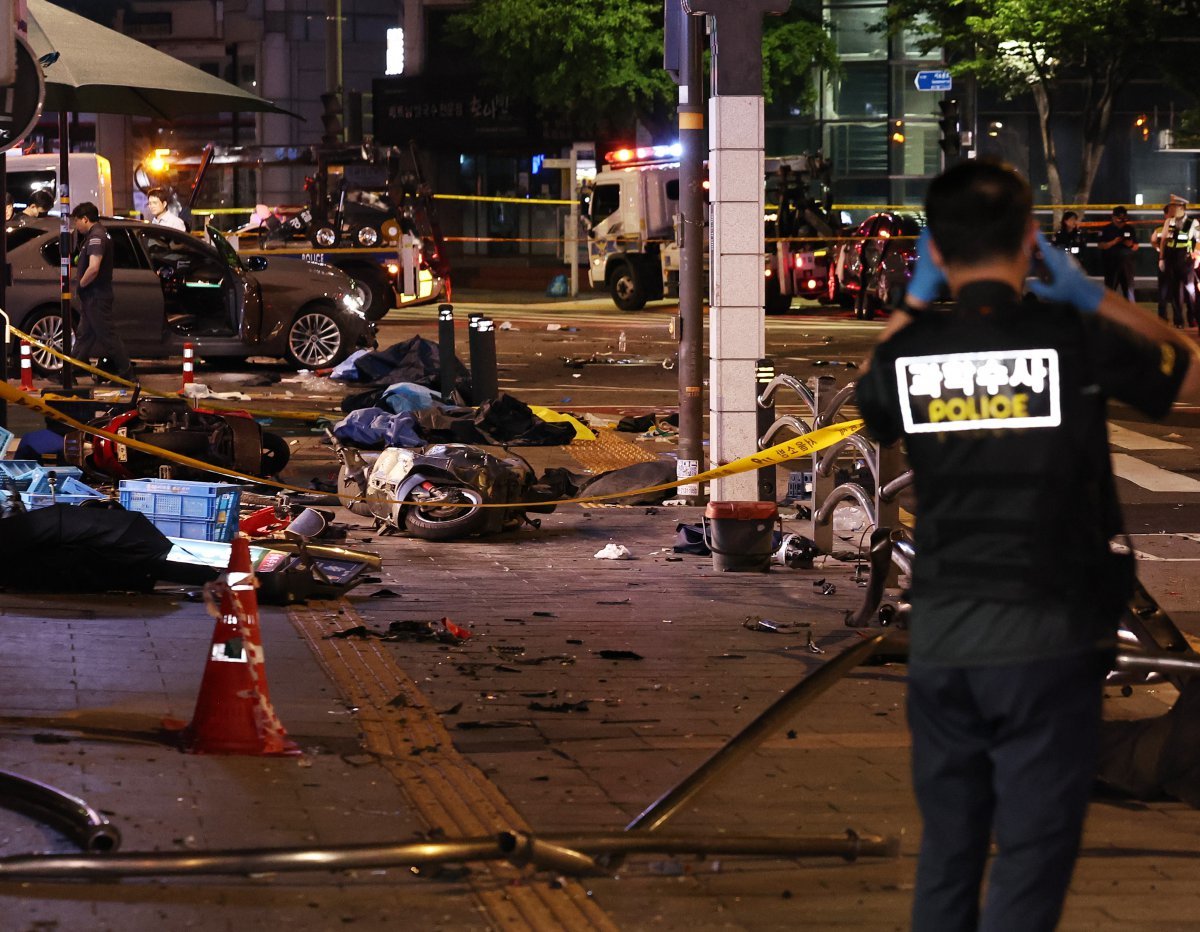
[404,486,487,541]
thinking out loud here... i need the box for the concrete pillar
[260,0,292,207]
[708,94,766,501]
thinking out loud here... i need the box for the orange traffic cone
[179,536,298,755]
[19,341,35,391]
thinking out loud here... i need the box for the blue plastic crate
[118,478,242,542]
[0,460,45,491]
[25,466,88,495]
[20,490,106,510]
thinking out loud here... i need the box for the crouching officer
[856,160,1200,932]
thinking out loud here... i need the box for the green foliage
[889,0,1185,97]
[448,0,836,137]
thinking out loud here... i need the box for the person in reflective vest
[1154,197,1198,328]
[856,160,1200,932]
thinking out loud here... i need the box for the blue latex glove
[904,228,946,305]
[1026,230,1104,313]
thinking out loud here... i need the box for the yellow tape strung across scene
[8,324,338,424]
[0,377,862,510]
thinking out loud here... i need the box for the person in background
[22,190,54,217]
[856,160,1199,931]
[1154,196,1197,328]
[145,186,187,232]
[1053,211,1088,256]
[1097,205,1139,301]
[71,201,132,382]
[5,192,13,222]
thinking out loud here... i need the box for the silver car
[5,217,375,374]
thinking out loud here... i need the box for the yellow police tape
[8,324,339,424]
[0,376,862,509]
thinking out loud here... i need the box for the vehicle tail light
[806,279,818,290]
[879,229,891,239]
[794,254,804,269]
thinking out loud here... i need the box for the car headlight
[342,293,367,318]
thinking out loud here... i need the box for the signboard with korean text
[895,349,1061,434]
[914,70,953,92]
[373,75,561,149]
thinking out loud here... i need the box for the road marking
[1108,423,1188,450]
[289,601,619,932]
[1111,453,1200,492]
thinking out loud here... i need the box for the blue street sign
[914,70,953,92]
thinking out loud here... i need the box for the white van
[4,152,115,217]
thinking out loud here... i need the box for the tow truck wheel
[609,261,647,311]
[764,275,792,314]
[345,265,393,321]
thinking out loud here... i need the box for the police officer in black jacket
[856,161,1200,932]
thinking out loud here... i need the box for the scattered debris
[594,543,633,560]
[455,720,530,730]
[806,631,825,654]
[528,700,590,713]
[367,588,401,599]
[595,650,643,661]
[325,618,471,645]
[813,579,837,596]
[597,599,631,605]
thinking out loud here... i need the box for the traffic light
[1135,114,1150,142]
[938,98,962,157]
[320,92,344,144]
[890,119,905,145]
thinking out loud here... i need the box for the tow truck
[584,145,839,312]
[157,143,449,321]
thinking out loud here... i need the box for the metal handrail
[879,471,913,503]
[814,481,875,526]
[816,433,878,479]
[814,382,857,428]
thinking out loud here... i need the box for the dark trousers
[907,651,1108,932]
[74,288,130,375]
[1102,256,1135,302]
[1159,251,1196,327]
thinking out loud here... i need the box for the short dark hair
[924,160,1033,266]
[1112,205,1127,217]
[147,186,169,202]
[70,202,99,222]
[29,190,53,211]
[1061,210,1078,223]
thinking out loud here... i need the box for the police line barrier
[0,376,862,509]
[7,325,338,424]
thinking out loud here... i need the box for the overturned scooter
[330,431,557,542]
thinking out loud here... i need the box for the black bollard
[756,357,776,503]
[437,304,456,401]
[468,316,499,406]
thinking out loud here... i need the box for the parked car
[5,217,375,375]
[827,212,923,320]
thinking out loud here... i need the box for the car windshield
[206,225,245,271]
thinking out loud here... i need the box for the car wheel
[345,265,393,321]
[285,305,347,369]
[24,307,66,376]
[609,261,647,311]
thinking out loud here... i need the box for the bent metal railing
[757,374,911,580]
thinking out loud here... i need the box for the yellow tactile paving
[564,428,664,473]
[288,600,619,932]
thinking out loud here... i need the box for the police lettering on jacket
[894,349,1062,434]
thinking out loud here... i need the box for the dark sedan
[5,217,375,374]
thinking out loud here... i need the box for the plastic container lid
[704,501,778,521]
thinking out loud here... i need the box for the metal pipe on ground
[0,770,122,853]
[0,831,896,881]
[625,633,888,834]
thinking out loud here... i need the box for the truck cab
[586,146,689,310]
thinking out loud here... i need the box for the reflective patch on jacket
[895,349,1061,434]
